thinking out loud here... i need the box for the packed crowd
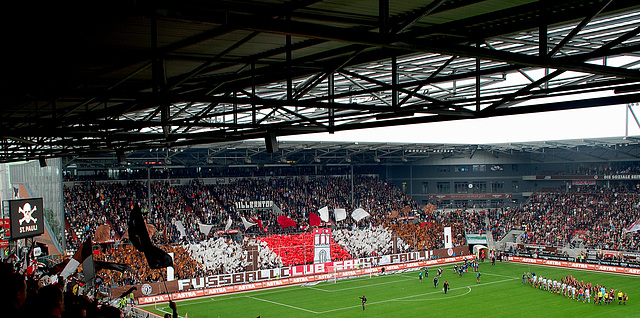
[62,176,475,285]
[93,244,203,287]
[385,215,468,252]
[61,171,640,293]
[64,176,424,249]
[488,184,640,252]
[0,262,126,318]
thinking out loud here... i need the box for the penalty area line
[394,286,472,302]
[245,296,319,314]
[307,276,416,294]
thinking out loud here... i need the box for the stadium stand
[58,176,490,285]
[4,1,640,317]
[6,165,640,318]
[56,166,640,294]
[489,184,640,253]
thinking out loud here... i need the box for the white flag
[351,208,370,222]
[444,226,452,249]
[225,216,232,231]
[318,206,329,222]
[61,238,95,285]
[334,208,346,222]
[198,223,214,235]
[172,219,186,238]
[625,218,640,233]
[241,216,257,229]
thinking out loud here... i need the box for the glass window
[454,182,468,194]
[421,182,429,193]
[472,181,486,193]
[472,165,486,172]
[436,182,450,194]
[492,182,504,193]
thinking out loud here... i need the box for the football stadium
[2,1,640,317]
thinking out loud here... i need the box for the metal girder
[2,1,640,163]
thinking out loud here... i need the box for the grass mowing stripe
[365,277,518,304]
[141,262,639,318]
[289,277,519,314]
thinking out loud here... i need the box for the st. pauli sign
[8,198,44,239]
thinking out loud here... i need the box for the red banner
[309,213,322,227]
[214,229,239,235]
[277,215,297,228]
[428,194,512,200]
[572,180,596,185]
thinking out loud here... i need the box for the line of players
[524,272,627,305]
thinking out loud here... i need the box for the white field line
[244,277,518,314]
[155,274,519,315]
[393,286,473,302]
[155,307,185,318]
[165,275,415,309]
[246,296,319,314]
[152,271,418,309]
[482,272,519,279]
[307,276,415,293]
[317,277,518,314]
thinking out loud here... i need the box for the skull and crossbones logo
[18,202,37,225]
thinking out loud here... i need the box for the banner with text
[508,256,640,275]
[127,245,470,304]
[136,253,474,304]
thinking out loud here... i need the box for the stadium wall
[388,160,640,207]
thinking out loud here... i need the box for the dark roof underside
[3,0,640,163]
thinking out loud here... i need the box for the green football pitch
[141,261,639,317]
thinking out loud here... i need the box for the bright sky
[280,54,640,145]
[273,53,640,146]
[280,103,640,145]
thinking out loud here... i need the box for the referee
[359,295,367,310]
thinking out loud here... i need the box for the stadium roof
[63,136,640,169]
[4,1,640,163]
